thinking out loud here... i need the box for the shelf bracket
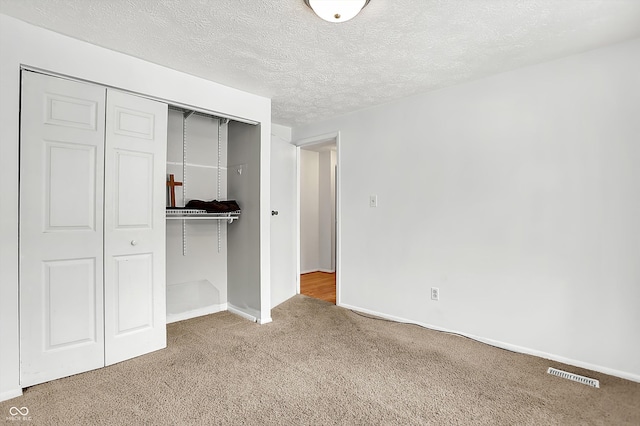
[182,219,187,256]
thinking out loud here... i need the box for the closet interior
[165,107,261,324]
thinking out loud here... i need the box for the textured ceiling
[1,1,640,127]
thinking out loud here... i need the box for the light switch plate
[369,195,378,207]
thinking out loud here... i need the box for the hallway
[300,272,335,304]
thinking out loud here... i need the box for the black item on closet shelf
[184,199,241,213]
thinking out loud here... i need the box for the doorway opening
[296,132,340,305]
[300,271,336,304]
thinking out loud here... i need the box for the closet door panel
[19,71,106,387]
[45,258,98,347]
[44,93,98,130]
[115,151,153,227]
[104,89,167,366]
[45,141,97,230]
[113,254,154,334]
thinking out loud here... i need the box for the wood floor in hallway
[300,271,336,304]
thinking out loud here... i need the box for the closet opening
[165,106,261,323]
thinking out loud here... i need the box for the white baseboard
[227,304,271,324]
[338,302,640,384]
[227,304,259,323]
[301,268,335,274]
[167,303,227,324]
[168,303,272,326]
[0,388,23,403]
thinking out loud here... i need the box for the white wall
[300,150,320,273]
[0,14,271,401]
[227,122,264,320]
[318,150,337,272]
[166,111,228,310]
[300,148,336,274]
[293,38,640,382]
[270,124,297,307]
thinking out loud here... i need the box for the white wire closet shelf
[166,208,240,223]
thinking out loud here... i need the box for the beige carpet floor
[2,295,639,425]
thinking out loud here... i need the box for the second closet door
[104,89,168,365]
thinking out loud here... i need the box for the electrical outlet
[431,287,439,301]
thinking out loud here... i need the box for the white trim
[338,302,640,384]
[294,131,339,148]
[227,304,259,323]
[0,389,23,403]
[301,268,336,274]
[335,132,341,306]
[166,303,228,324]
[295,148,301,295]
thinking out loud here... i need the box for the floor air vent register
[547,367,600,388]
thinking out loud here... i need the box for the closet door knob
[271,210,279,216]
[130,240,138,246]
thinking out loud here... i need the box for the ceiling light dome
[304,0,370,23]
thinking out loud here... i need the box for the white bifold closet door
[20,72,106,386]
[103,89,167,366]
[19,71,167,387]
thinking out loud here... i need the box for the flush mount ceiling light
[304,0,371,23]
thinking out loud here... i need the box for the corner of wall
[271,123,292,142]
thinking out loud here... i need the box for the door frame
[294,131,341,305]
